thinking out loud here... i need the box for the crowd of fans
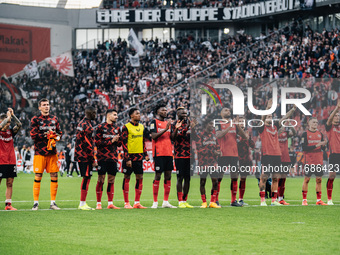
[3,20,339,163]
[102,0,263,9]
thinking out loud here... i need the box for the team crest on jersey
[156,166,160,170]
[123,168,127,173]
[40,121,43,124]
[7,130,11,134]
[52,120,56,124]
[114,130,118,133]
[150,123,154,129]
[103,130,107,132]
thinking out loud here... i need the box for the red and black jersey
[215,121,238,157]
[237,136,255,164]
[301,130,324,165]
[75,118,94,163]
[194,130,219,167]
[171,120,190,159]
[258,122,281,156]
[121,122,147,162]
[150,118,173,157]
[0,129,16,165]
[326,124,340,154]
[279,131,291,163]
[30,114,62,156]
[95,122,121,162]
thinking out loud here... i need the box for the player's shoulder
[31,114,40,122]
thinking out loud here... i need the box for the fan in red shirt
[75,106,98,210]
[150,103,176,209]
[215,108,247,207]
[94,109,121,210]
[30,99,62,211]
[277,125,296,205]
[0,108,21,210]
[301,117,328,206]
[325,100,340,205]
[258,99,296,206]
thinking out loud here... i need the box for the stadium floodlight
[224,28,230,34]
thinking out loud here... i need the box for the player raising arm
[0,108,22,210]
[325,100,340,205]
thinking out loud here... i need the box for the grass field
[0,172,339,254]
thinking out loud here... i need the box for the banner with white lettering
[138,80,148,93]
[128,53,140,67]
[97,0,297,23]
[24,60,40,79]
[128,29,144,55]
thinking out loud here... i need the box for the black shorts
[198,167,220,179]
[98,161,118,176]
[122,160,143,176]
[154,156,173,173]
[303,164,324,177]
[329,153,340,173]
[261,155,282,175]
[0,165,17,178]
[78,162,93,178]
[175,158,192,177]
[218,156,239,178]
[239,161,252,177]
[280,162,292,175]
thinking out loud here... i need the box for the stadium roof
[0,0,102,9]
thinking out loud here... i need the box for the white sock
[303,199,307,201]
[317,199,321,202]
[5,199,11,203]
[51,200,55,205]
[278,196,283,201]
[108,201,113,205]
[79,201,86,207]
[134,201,139,205]
[34,200,39,205]
[163,200,168,203]
[97,202,101,205]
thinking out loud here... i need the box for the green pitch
[1,173,339,254]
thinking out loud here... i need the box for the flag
[45,51,74,77]
[138,80,148,93]
[94,89,112,108]
[1,75,30,110]
[24,60,40,79]
[128,53,140,67]
[128,29,144,55]
[201,41,215,51]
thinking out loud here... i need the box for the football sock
[135,179,143,203]
[271,191,278,202]
[210,189,217,203]
[164,180,171,201]
[50,177,58,201]
[5,199,11,206]
[230,179,238,202]
[183,193,188,202]
[278,178,286,198]
[327,179,334,200]
[316,191,321,201]
[201,194,207,203]
[50,200,55,205]
[107,182,114,202]
[177,191,183,202]
[216,179,221,201]
[80,177,90,202]
[122,178,130,203]
[96,181,103,203]
[33,176,42,201]
[153,180,160,202]
[260,191,265,202]
[239,179,246,201]
[302,190,307,200]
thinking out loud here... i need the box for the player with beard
[325,100,340,205]
[301,117,328,205]
[215,108,247,207]
[236,116,255,206]
[150,104,176,209]
[171,107,194,208]
[278,125,296,205]
[94,109,121,210]
[193,118,221,208]
[258,99,296,206]
[0,108,22,210]
[75,106,97,210]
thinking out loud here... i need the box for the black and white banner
[24,60,40,79]
[128,29,144,55]
[128,53,140,67]
[97,0,298,23]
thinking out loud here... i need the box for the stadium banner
[45,51,74,77]
[97,0,298,23]
[0,75,30,110]
[0,23,50,76]
[128,53,140,67]
[190,78,340,179]
[24,60,40,79]
[138,80,148,93]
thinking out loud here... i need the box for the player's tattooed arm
[8,108,22,135]
[0,111,11,129]
[326,99,340,127]
[279,105,297,127]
